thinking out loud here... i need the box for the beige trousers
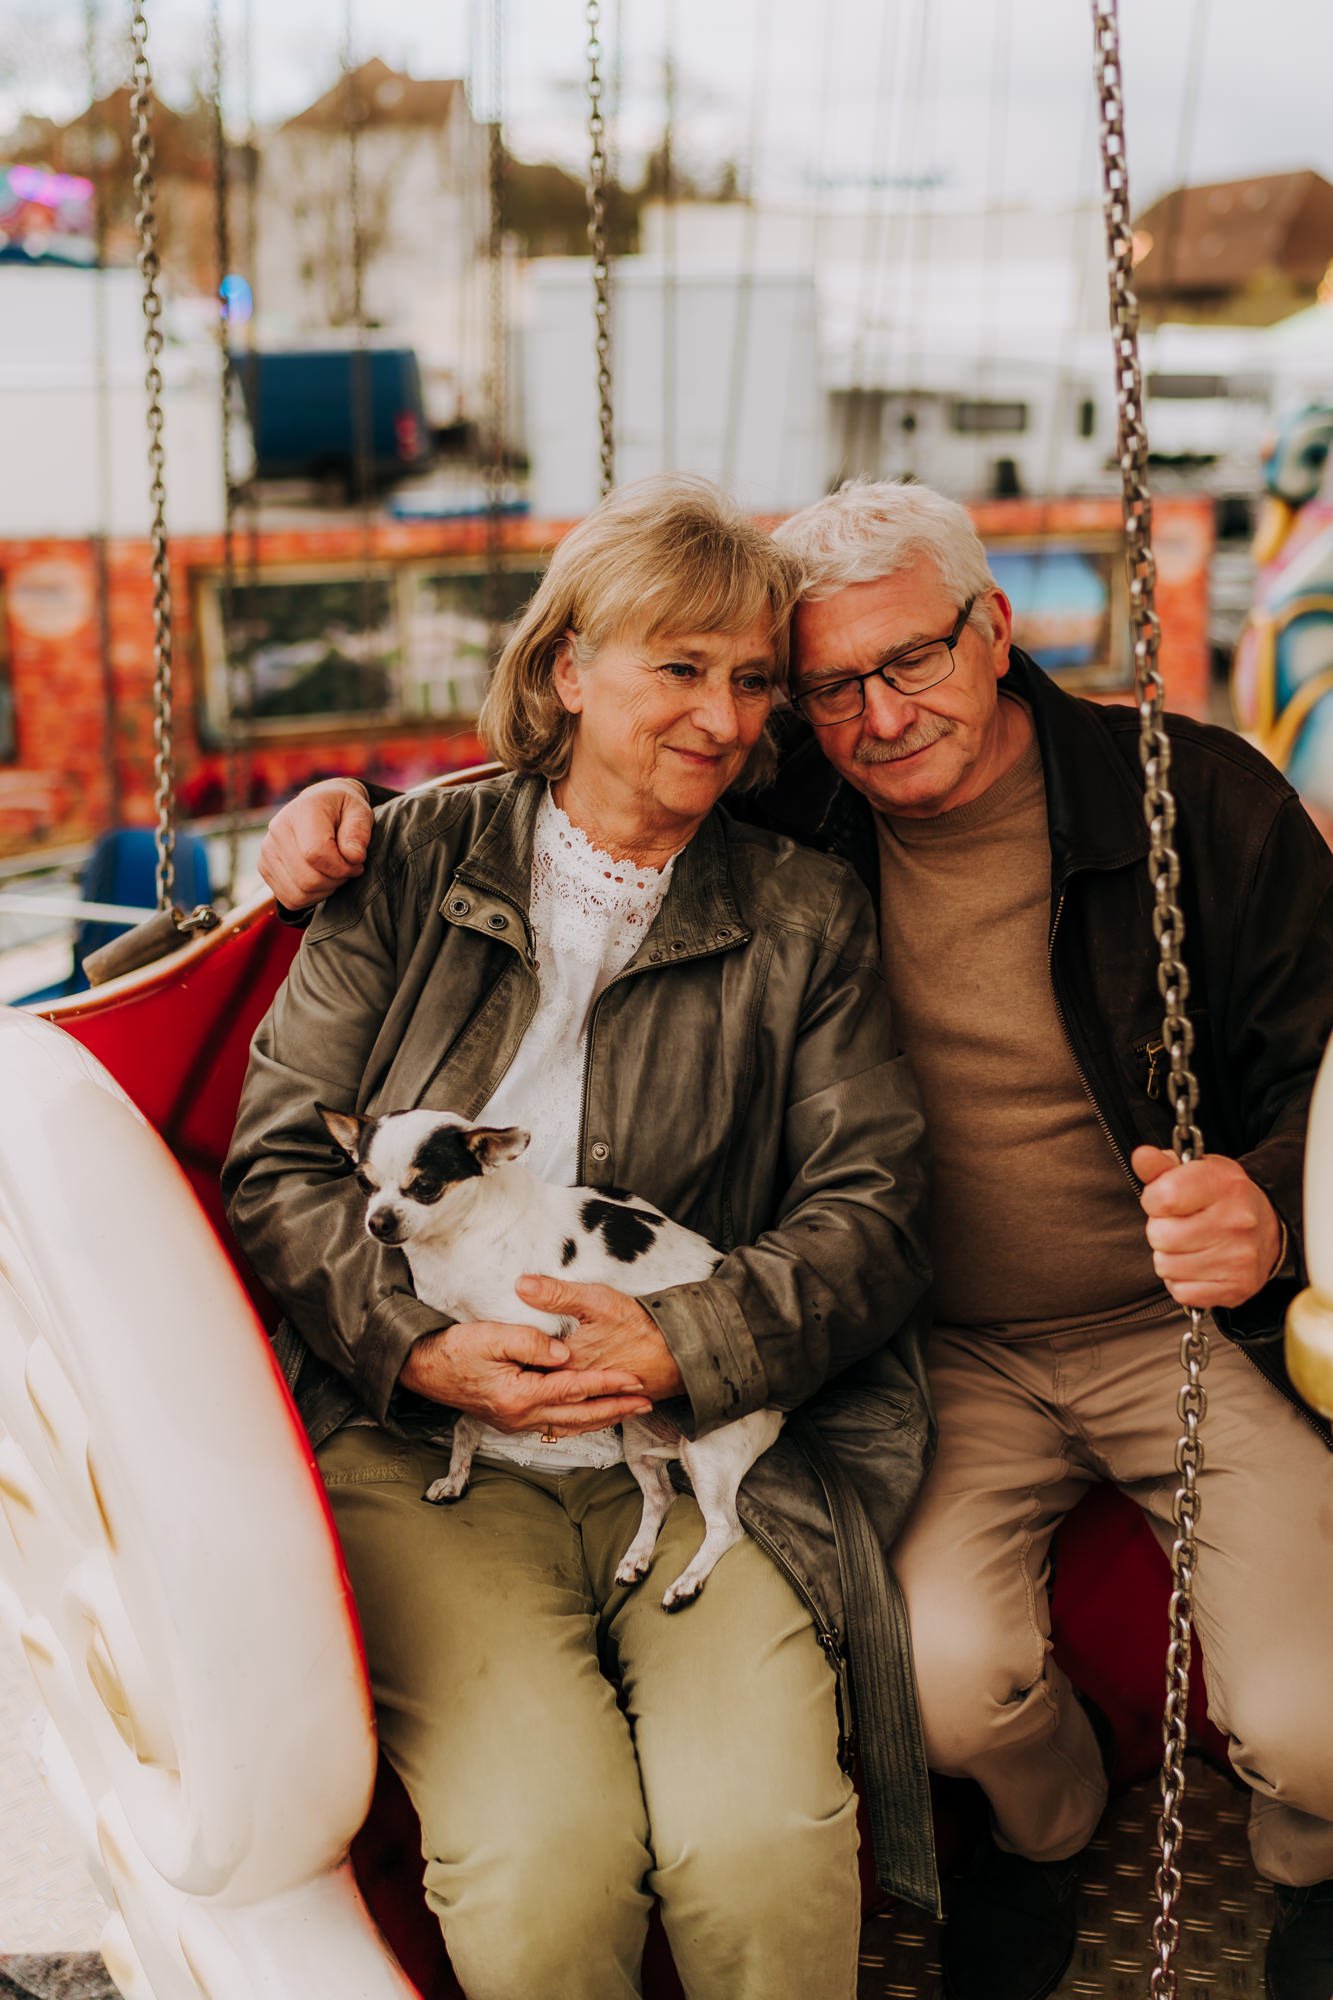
[892,1303,1333,1886]
[319,1428,859,2000]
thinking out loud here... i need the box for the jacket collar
[449,769,543,916]
[1006,650,1150,882]
[448,770,750,959]
[761,649,1151,892]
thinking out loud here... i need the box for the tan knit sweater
[875,726,1162,1332]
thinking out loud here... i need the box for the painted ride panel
[1233,403,1333,843]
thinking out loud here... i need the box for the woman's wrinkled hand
[399,1318,654,1435]
[258,777,375,910]
[515,1275,685,1403]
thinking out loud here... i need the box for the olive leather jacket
[224,771,941,1911]
[753,648,1333,1439]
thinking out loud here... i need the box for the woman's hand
[399,1318,654,1435]
[515,1275,685,1402]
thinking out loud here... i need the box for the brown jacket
[223,770,940,1909]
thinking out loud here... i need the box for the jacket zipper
[1048,885,1139,1189]
[743,1511,854,1766]
[1138,1037,1167,1101]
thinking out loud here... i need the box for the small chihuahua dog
[318,1105,782,1609]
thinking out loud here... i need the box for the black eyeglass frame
[791,595,978,725]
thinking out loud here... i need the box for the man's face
[791,557,1015,819]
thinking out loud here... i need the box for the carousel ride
[1232,401,1333,846]
[0,4,1330,1999]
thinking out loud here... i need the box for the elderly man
[257,481,1333,2000]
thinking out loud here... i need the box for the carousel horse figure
[1232,401,1333,845]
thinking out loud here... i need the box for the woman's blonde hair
[480,474,801,788]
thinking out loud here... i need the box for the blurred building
[1132,171,1333,326]
[253,59,491,436]
[6,89,219,293]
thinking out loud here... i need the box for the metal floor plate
[858,1759,1272,1999]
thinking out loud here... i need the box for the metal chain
[130,0,177,911]
[585,0,614,495]
[209,0,245,903]
[660,2,676,471]
[484,0,507,664]
[343,13,376,649]
[85,0,123,826]
[240,0,262,778]
[1090,8,1209,1995]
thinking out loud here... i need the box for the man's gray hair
[774,479,998,635]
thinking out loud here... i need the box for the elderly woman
[224,475,934,2000]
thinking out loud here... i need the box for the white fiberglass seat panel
[1288,1035,1333,1419]
[0,1006,418,1999]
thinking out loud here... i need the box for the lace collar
[532,789,676,917]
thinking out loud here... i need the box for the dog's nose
[368,1208,404,1243]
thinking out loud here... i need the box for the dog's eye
[411,1179,443,1204]
[354,1168,375,1194]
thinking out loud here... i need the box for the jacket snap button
[670,940,686,953]
[649,950,662,962]
[590,1141,610,1162]
[449,898,469,915]
[715,927,731,940]
[486,912,507,929]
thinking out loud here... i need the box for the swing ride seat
[0,784,1228,1998]
[16,827,214,1007]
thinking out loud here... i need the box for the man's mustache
[852,717,956,764]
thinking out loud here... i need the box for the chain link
[343,14,377,657]
[209,0,246,903]
[130,0,177,911]
[585,0,614,495]
[484,0,508,663]
[85,0,123,826]
[1090,7,1210,1994]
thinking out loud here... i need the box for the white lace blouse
[470,786,676,1472]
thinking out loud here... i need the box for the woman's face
[553,616,780,842]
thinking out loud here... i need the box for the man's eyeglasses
[791,597,977,727]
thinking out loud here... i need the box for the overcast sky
[3,0,1330,218]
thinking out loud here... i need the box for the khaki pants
[319,1428,859,2000]
[892,1304,1333,1885]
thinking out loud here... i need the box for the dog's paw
[613,1554,651,1587]
[660,1576,705,1612]
[423,1477,469,1504]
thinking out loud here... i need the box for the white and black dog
[318,1106,782,1609]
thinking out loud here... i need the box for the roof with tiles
[1133,169,1333,298]
[280,59,467,136]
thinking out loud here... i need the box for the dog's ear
[465,1124,530,1171]
[317,1103,372,1161]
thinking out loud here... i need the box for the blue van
[233,345,433,498]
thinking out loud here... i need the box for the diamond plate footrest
[0,1959,117,2000]
[857,1760,1274,1999]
